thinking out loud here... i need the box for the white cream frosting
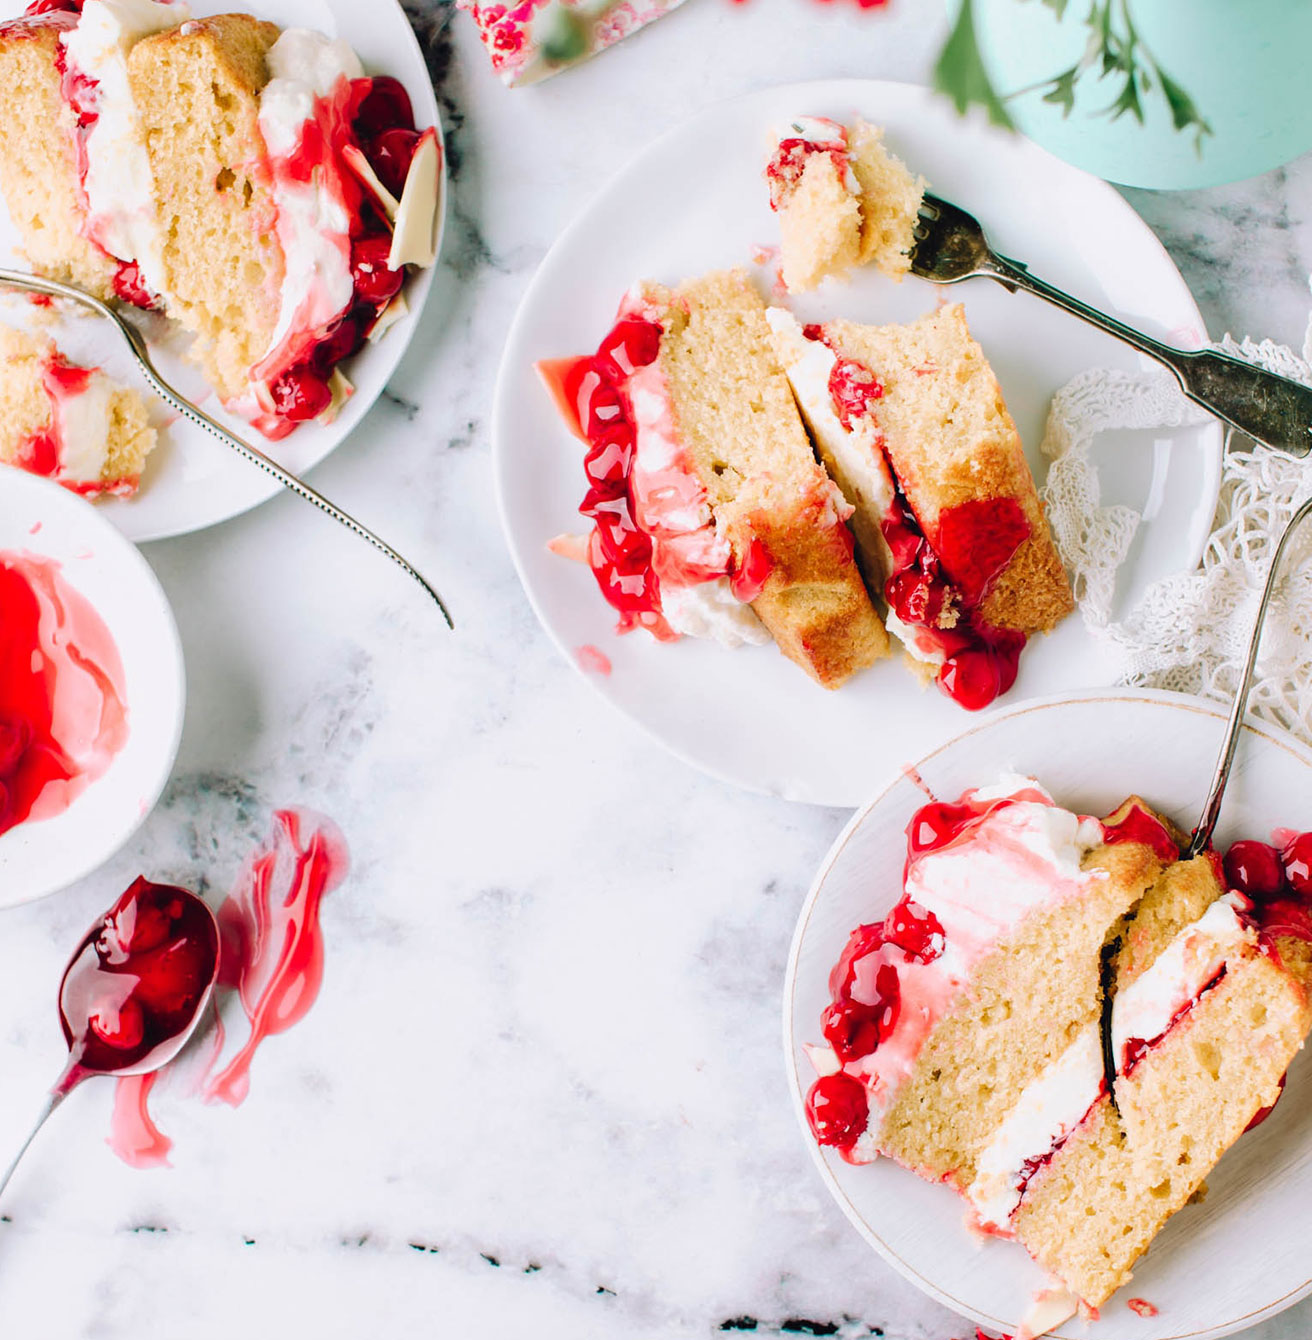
[661,578,770,647]
[61,0,188,299]
[47,372,115,485]
[966,898,1251,1230]
[255,29,363,376]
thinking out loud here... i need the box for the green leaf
[1040,64,1081,118]
[1105,70,1144,123]
[1039,0,1070,18]
[1155,61,1213,138]
[932,0,1016,130]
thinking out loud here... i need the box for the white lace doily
[1041,280,1312,745]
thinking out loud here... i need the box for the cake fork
[909,193,1312,457]
[0,268,453,626]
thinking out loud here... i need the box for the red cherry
[1224,840,1286,901]
[367,127,420,199]
[595,319,662,380]
[0,781,10,828]
[885,564,945,627]
[25,0,81,12]
[805,1073,869,1150]
[0,714,31,776]
[827,922,885,1000]
[821,998,884,1063]
[312,315,363,374]
[884,899,945,963]
[582,423,634,488]
[352,75,415,138]
[88,997,144,1050]
[270,366,333,422]
[129,936,213,1016]
[908,801,980,859]
[351,235,404,308]
[1282,833,1312,899]
[938,647,1003,711]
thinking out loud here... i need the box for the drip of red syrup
[0,550,129,838]
[1126,1299,1159,1319]
[106,810,350,1164]
[1101,802,1181,864]
[56,876,219,1164]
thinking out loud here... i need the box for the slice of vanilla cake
[0,7,118,299]
[0,325,155,496]
[765,117,924,293]
[804,779,1312,1320]
[0,4,441,441]
[769,303,1074,710]
[539,268,888,689]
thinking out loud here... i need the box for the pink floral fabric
[457,0,690,86]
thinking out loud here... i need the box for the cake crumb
[1127,1298,1159,1318]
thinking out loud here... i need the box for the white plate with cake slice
[0,0,444,543]
[785,688,1312,1340]
[493,79,1224,807]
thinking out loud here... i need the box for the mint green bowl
[968,0,1312,189]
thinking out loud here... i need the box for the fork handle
[987,254,1312,456]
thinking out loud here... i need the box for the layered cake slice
[804,779,1312,1319]
[0,325,156,496]
[0,2,440,441]
[765,117,924,293]
[769,304,1074,709]
[539,269,888,689]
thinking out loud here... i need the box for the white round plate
[0,470,184,904]
[493,79,1223,807]
[785,689,1312,1340]
[0,0,444,543]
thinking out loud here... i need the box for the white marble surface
[2,2,1312,1336]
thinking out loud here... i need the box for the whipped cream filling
[44,366,115,486]
[966,898,1251,1230]
[253,28,362,384]
[61,0,188,298]
[811,778,1108,1162]
[779,116,860,195]
[616,290,769,649]
[764,308,911,625]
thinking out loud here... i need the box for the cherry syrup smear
[539,316,769,641]
[0,550,128,838]
[108,809,350,1167]
[800,325,1031,711]
[1127,1299,1159,1319]
[1101,802,1180,864]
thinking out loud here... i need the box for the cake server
[909,193,1312,457]
[0,268,452,627]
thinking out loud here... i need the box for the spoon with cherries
[0,877,220,1200]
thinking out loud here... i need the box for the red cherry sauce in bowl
[57,878,219,1092]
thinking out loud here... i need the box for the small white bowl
[0,469,185,905]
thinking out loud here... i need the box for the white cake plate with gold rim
[494,78,1223,807]
[0,0,444,543]
[784,688,1312,1340]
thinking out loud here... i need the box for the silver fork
[910,193,1312,457]
[0,268,452,626]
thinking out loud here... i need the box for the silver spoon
[0,880,221,1202]
[0,268,452,627]
[1187,490,1312,856]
